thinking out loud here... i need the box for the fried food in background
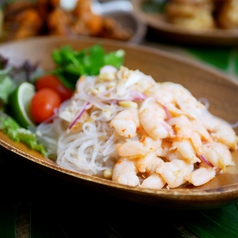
[165,0,215,30]
[1,0,133,41]
[165,0,238,30]
[2,1,43,40]
[216,0,238,29]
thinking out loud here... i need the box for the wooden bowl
[132,0,238,46]
[0,36,238,210]
[104,9,147,43]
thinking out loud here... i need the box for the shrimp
[165,82,205,121]
[186,163,216,187]
[148,82,207,121]
[139,97,173,140]
[113,139,165,188]
[112,152,165,188]
[158,159,194,188]
[166,149,184,162]
[116,137,162,158]
[111,74,236,189]
[156,140,172,158]
[168,115,211,155]
[116,140,148,158]
[169,115,211,142]
[202,111,238,150]
[146,85,182,118]
[141,173,166,189]
[171,139,200,164]
[201,142,235,171]
[136,151,164,174]
[110,108,140,138]
[112,158,140,186]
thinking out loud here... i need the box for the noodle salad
[35,65,238,189]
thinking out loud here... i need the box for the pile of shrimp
[36,65,238,189]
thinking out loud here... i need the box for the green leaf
[186,47,233,71]
[180,204,238,238]
[104,49,125,69]
[0,68,15,104]
[233,49,238,76]
[142,0,167,13]
[0,112,46,156]
[51,44,125,90]
[0,201,18,238]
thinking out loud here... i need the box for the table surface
[1,6,238,237]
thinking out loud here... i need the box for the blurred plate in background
[93,0,147,43]
[132,0,238,46]
[0,0,147,44]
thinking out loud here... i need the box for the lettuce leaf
[0,112,46,156]
[0,68,15,105]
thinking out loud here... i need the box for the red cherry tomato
[35,74,73,101]
[30,88,61,124]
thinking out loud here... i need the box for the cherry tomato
[35,75,73,101]
[30,88,61,124]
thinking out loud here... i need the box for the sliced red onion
[229,121,238,129]
[162,105,171,120]
[198,97,209,109]
[199,154,213,167]
[40,107,60,124]
[130,90,147,101]
[111,100,119,105]
[68,101,90,130]
[100,65,118,74]
[160,121,174,136]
